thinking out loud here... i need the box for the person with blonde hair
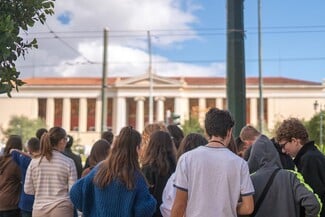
[70,126,156,217]
[25,127,77,217]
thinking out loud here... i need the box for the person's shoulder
[56,151,76,165]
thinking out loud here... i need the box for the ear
[228,128,233,137]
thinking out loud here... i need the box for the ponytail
[38,126,66,163]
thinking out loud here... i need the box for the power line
[44,22,95,64]
[17,56,325,69]
[26,24,325,35]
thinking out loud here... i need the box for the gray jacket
[247,135,321,217]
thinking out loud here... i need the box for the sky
[16,0,325,83]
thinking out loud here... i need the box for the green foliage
[181,117,204,136]
[2,115,46,143]
[305,111,325,153]
[0,0,55,97]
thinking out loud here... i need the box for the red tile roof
[23,76,321,86]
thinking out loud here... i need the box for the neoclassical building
[0,74,324,146]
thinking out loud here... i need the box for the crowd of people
[0,108,325,217]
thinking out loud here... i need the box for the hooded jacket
[247,135,321,217]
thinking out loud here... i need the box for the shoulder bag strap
[251,168,281,216]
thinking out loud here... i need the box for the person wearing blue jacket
[70,126,156,217]
[10,137,40,217]
[247,134,321,217]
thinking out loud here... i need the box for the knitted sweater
[70,166,157,217]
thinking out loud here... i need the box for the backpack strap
[251,168,281,216]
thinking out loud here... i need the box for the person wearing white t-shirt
[171,108,255,217]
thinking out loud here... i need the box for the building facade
[0,74,324,146]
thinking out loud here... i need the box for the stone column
[79,98,87,132]
[112,96,126,135]
[62,98,71,131]
[46,98,54,128]
[174,97,189,125]
[155,97,165,122]
[198,98,206,126]
[134,97,145,133]
[250,98,258,126]
[95,97,102,132]
[216,98,223,109]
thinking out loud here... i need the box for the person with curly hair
[276,118,325,217]
[141,131,177,217]
[171,108,254,217]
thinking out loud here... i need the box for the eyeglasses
[279,141,289,149]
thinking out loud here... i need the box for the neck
[207,139,225,147]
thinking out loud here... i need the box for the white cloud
[16,0,225,78]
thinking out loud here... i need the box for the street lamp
[314,100,323,146]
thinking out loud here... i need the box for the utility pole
[101,28,108,134]
[258,0,264,133]
[148,31,154,124]
[226,0,246,137]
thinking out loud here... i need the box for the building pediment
[114,73,185,88]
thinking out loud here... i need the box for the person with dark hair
[64,135,82,178]
[0,135,23,217]
[25,127,77,217]
[140,122,167,162]
[81,139,111,177]
[167,124,184,150]
[10,137,40,217]
[276,118,325,217]
[141,131,177,217]
[70,126,156,217]
[247,134,320,217]
[171,108,254,217]
[160,133,208,217]
[35,128,48,140]
[235,137,246,158]
[101,130,114,144]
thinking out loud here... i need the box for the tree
[2,115,46,144]
[181,116,204,136]
[305,111,325,152]
[0,0,55,97]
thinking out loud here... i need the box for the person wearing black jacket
[64,135,83,178]
[276,118,325,217]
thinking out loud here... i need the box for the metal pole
[226,0,246,137]
[148,31,154,124]
[258,0,264,133]
[101,28,108,133]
